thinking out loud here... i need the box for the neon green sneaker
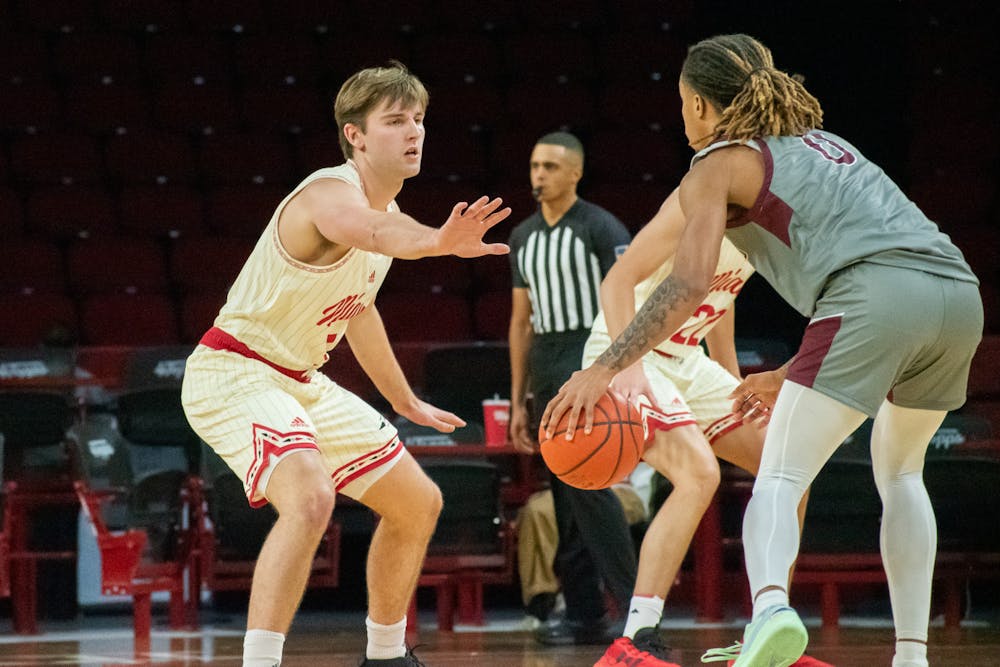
[702,605,807,667]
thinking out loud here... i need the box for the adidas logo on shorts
[290,416,308,428]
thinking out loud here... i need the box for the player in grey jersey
[542,34,982,667]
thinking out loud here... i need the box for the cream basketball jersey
[590,237,754,358]
[212,161,393,372]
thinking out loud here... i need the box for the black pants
[530,332,638,622]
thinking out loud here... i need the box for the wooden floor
[1,606,999,666]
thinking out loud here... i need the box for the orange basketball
[539,391,646,490]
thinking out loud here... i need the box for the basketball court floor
[2,603,998,666]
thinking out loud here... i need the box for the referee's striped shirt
[509,199,630,335]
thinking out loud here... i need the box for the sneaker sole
[734,611,807,667]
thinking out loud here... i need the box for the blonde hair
[334,60,429,159]
[681,34,823,142]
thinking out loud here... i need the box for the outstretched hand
[540,363,616,442]
[437,196,512,257]
[396,397,466,433]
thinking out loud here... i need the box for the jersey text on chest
[316,293,367,326]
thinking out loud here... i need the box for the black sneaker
[632,627,672,658]
[358,647,426,666]
[533,615,624,646]
[526,592,558,621]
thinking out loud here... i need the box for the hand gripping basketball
[538,391,646,490]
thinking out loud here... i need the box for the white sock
[892,639,928,667]
[243,629,284,667]
[623,595,664,639]
[365,616,407,660]
[752,588,789,620]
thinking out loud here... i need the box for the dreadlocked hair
[681,34,823,142]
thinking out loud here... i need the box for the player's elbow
[675,267,712,306]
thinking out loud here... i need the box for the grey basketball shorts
[786,262,983,416]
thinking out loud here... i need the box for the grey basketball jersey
[692,131,978,316]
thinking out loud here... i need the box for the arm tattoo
[597,275,697,372]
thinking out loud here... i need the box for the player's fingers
[473,196,503,219]
[728,382,751,401]
[540,397,559,438]
[582,401,595,436]
[438,410,466,428]
[481,206,512,228]
[564,404,582,441]
[483,242,511,255]
[462,195,491,217]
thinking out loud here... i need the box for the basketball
[538,391,646,490]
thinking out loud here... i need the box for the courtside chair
[198,442,341,595]
[409,460,516,631]
[71,410,202,649]
[72,346,206,645]
[0,389,80,634]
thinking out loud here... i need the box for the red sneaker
[594,628,680,667]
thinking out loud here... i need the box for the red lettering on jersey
[708,269,747,295]
[316,293,367,326]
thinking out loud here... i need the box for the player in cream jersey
[584,190,822,667]
[208,162,394,374]
[590,232,752,361]
[182,63,511,667]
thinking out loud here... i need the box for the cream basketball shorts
[182,329,403,507]
[582,330,743,445]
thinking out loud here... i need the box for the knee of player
[286,483,337,532]
[687,456,721,497]
[425,481,444,521]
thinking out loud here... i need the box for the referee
[508,131,636,645]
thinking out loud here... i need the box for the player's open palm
[437,196,512,257]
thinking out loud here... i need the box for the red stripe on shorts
[705,414,743,445]
[246,423,320,508]
[786,315,842,388]
[640,402,697,441]
[200,326,311,383]
[331,435,404,492]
